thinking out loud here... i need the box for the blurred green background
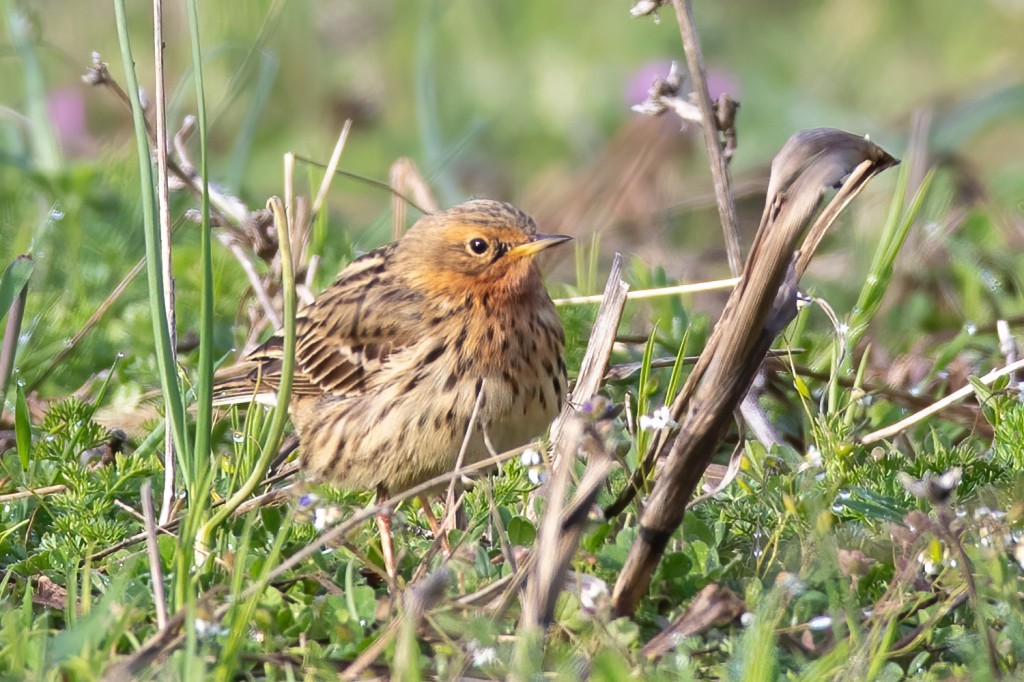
[2,0,1023,397]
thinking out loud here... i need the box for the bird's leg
[419,495,451,556]
[375,485,397,579]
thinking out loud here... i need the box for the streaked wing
[214,243,424,403]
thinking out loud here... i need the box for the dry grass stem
[151,0,178,526]
[139,481,168,629]
[553,276,737,306]
[0,484,67,503]
[310,120,353,219]
[606,347,795,380]
[686,439,745,509]
[443,382,486,536]
[549,253,628,465]
[669,0,743,276]
[389,157,440,239]
[519,418,576,632]
[997,320,1019,385]
[28,252,148,392]
[518,414,616,669]
[860,356,1024,444]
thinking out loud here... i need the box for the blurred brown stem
[0,259,30,406]
[670,0,743,276]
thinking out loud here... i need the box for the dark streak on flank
[422,344,445,365]
[443,373,458,392]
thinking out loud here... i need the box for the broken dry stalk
[610,129,898,616]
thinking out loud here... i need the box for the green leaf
[968,376,992,403]
[794,374,811,399]
[665,324,692,404]
[0,255,32,322]
[590,647,634,682]
[507,516,537,546]
[837,488,906,523]
[15,380,31,470]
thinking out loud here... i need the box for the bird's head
[398,200,571,301]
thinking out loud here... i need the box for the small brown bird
[214,200,570,576]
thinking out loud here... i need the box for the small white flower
[527,467,549,486]
[579,577,609,612]
[195,618,227,639]
[917,550,939,576]
[807,615,833,631]
[798,445,822,472]
[313,506,343,531]
[520,448,541,467]
[639,405,676,431]
[472,646,498,667]
[740,612,755,627]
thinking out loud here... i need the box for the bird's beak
[508,234,573,259]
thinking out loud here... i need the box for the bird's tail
[210,361,280,408]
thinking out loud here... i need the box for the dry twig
[140,481,168,629]
[548,253,628,468]
[642,583,745,659]
[860,357,1024,445]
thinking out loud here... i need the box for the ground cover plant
[2,1,1024,679]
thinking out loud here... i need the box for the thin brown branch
[0,484,67,503]
[860,357,1024,445]
[669,0,742,276]
[139,481,168,629]
[27,251,147,392]
[519,417,615,631]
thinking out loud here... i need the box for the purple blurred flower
[625,59,740,107]
[47,88,94,156]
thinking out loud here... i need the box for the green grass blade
[0,255,32,322]
[664,325,692,404]
[225,50,278,190]
[0,255,32,405]
[2,0,61,173]
[849,166,935,347]
[198,195,296,546]
[186,0,215,500]
[112,0,192,481]
[215,508,294,681]
[14,379,31,470]
[635,325,659,456]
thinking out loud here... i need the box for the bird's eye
[468,238,489,255]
